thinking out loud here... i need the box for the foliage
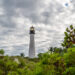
[63,67,75,75]
[20,53,24,57]
[0,49,4,55]
[62,25,75,48]
[0,47,74,75]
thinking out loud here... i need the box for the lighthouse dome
[30,26,35,34]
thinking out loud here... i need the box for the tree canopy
[62,25,75,48]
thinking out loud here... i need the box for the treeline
[0,25,75,75]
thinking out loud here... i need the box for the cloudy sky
[0,0,75,56]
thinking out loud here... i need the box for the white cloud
[0,0,75,56]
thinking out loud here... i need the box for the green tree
[20,53,24,57]
[64,48,75,67]
[0,49,4,55]
[63,67,75,75]
[62,25,75,48]
[63,47,75,75]
[49,47,54,54]
[38,53,43,59]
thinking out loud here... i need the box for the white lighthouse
[29,26,35,58]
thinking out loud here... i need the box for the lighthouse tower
[29,26,35,58]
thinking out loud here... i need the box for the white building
[29,26,35,58]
